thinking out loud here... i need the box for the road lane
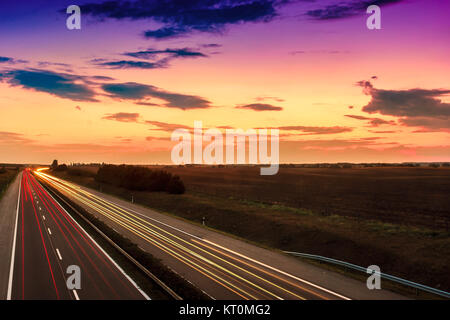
[9,170,148,300]
[35,171,359,300]
[0,172,21,299]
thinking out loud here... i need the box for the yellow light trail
[35,171,337,300]
[35,173,268,299]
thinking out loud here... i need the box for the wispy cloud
[0,69,98,102]
[278,125,353,135]
[306,0,404,20]
[91,47,210,70]
[145,120,192,132]
[345,114,396,127]
[0,131,34,144]
[102,82,212,110]
[124,48,207,60]
[102,112,141,122]
[93,59,168,69]
[0,56,28,64]
[236,103,283,111]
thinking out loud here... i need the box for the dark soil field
[162,166,450,230]
[53,165,450,293]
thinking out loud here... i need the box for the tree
[51,159,58,169]
[55,164,68,171]
[167,175,186,194]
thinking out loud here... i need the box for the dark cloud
[124,48,207,59]
[89,75,115,81]
[236,103,283,111]
[144,27,188,39]
[102,82,153,100]
[37,61,71,68]
[102,112,140,122]
[400,117,450,131]
[0,56,12,63]
[145,120,192,132]
[200,43,222,48]
[306,0,404,20]
[0,69,97,102]
[102,82,212,110]
[93,59,168,69]
[0,56,28,64]
[135,101,160,107]
[345,115,372,121]
[357,80,450,131]
[80,0,280,39]
[94,48,208,70]
[345,114,396,127]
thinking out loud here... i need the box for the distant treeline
[95,165,185,194]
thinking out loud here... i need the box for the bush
[67,168,95,177]
[96,164,185,194]
[167,175,185,194]
[54,164,68,171]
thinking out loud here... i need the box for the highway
[8,170,149,300]
[33,170,394,300]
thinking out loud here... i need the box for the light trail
[35,171,346,300]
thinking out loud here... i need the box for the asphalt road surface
[0,172,21,299]
[8,170,148,300]
[35,170,407,300]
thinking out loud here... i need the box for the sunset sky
[0,0,449,164]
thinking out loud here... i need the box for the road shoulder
[0,172,21,299]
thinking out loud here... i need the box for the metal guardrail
[284,251,450,298]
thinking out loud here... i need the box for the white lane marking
[95,194,203,241]
[41,184,151,300]
[47,228,52,235]
[72,290,80,300]
[7,173,21,300]
[42,215,46,220]
[201,239,351,300]
[56,249,63,261]
[39,206,41,211]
